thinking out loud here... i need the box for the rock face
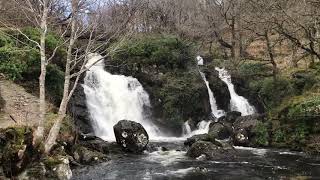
[113,120,149,153]
[186,141,235,160]
[204,68,231,112]
[68,83,93,134]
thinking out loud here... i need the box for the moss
[43,156,63,168]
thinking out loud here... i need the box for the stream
[72,141,320,180]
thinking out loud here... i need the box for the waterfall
[197,56,225,118]
[215,67,256,116]
[182,120,212,137]
[181,56,225,137]
[83,53,160,141]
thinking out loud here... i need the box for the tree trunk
[265,31,277,81]
[290,43,298,68]
[44,0,77,153]
[34,4,49,144]
[231,17,236,60]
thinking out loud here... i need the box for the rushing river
[72,141,320,180]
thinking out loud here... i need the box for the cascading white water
[199,72,225,118]
[181,56,226,137]
[83,53,161,141]
[197,56,225,118]
[182,120,212,137]
[215,67,256,116]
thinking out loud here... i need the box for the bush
[46,64,65,105]
[250,77,295,108]
[238,62,273,81]
[111,35,195,71]
[252,122,269,146]
[286,95,320,117]
[273,129,286,143]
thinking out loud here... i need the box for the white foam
[83,53,162,141]
[215,67,256,116]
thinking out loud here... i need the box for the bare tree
[44,0,136,153]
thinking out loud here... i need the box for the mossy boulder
[0,127,39,178]
[113,120,149,153]
[209,123,232,140]
[72,146,108,165]
[186,141,236,160]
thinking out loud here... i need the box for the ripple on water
[144,149,187,166]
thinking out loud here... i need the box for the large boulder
[234,129,250,146]
[218,111,242,123]
[186,141,236,160]
[232,114,266,146]
[233,114,263,131]
[184,134,214,147]
[79,135,110,154]
[208,123,232,140]
[113,120,149,153]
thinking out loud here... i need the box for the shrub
[238,62,273,81]
[273,129,286,143]
[46,64,64,105]
[111,35,195,70]
[252,122,269,146]
[250,77,295,108]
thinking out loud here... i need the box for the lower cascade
[215,67,256,116]
[83,53,160,141]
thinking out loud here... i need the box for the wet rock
[184,134,214,147]
[234,129,249,146]
[209,123,232,140]
[22,156,73,180]
[114,120,149,153]
[214,139,234,150]
[53,157,73,180]
[73,146,109,165]
[219,111,242,123]
[233,114,263,131]
[232,114,262,146]
[79,136,110,154]
[186,141,235,160]
[68,83,93,134]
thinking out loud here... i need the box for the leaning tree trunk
[44,5,76,153]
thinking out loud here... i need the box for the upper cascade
[197,56,225,118]
[215,67,256,116]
